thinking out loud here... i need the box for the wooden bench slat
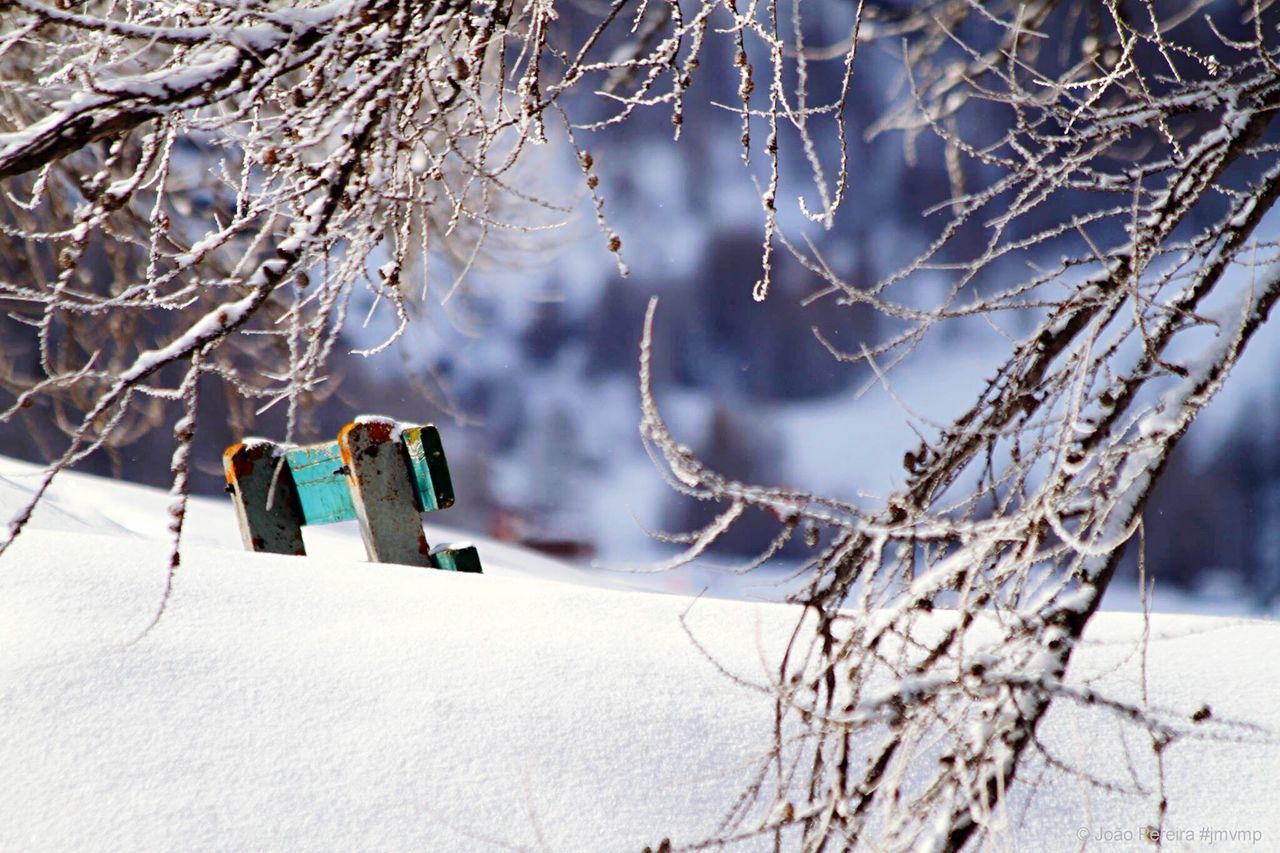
[401,425,455,513]
[430,543,482,573]
[283,442,357,525]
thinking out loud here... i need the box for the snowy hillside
[1,458,1277,851]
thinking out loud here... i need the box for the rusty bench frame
[223,418,481,572]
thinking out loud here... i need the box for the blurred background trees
[3,0,1280,612]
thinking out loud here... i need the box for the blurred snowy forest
[2,0,1279,612]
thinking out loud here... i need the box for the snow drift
[1,457,1276,850]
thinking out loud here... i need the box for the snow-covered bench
[222,417,481,572]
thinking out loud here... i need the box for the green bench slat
[284,442,357,525]
[430,543,482,573]
[400,425,455,513]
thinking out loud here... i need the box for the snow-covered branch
[638,2,1280,849]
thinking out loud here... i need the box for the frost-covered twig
[638,3,1280,849]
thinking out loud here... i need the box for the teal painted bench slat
[401,425,454,512]
[223,418,481,573]
[285,442,355,525]
[430,543,481,573]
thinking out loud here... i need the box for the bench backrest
[223,420,479,572]
[282,425,454,525]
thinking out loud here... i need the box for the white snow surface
[1,456,1278,851]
